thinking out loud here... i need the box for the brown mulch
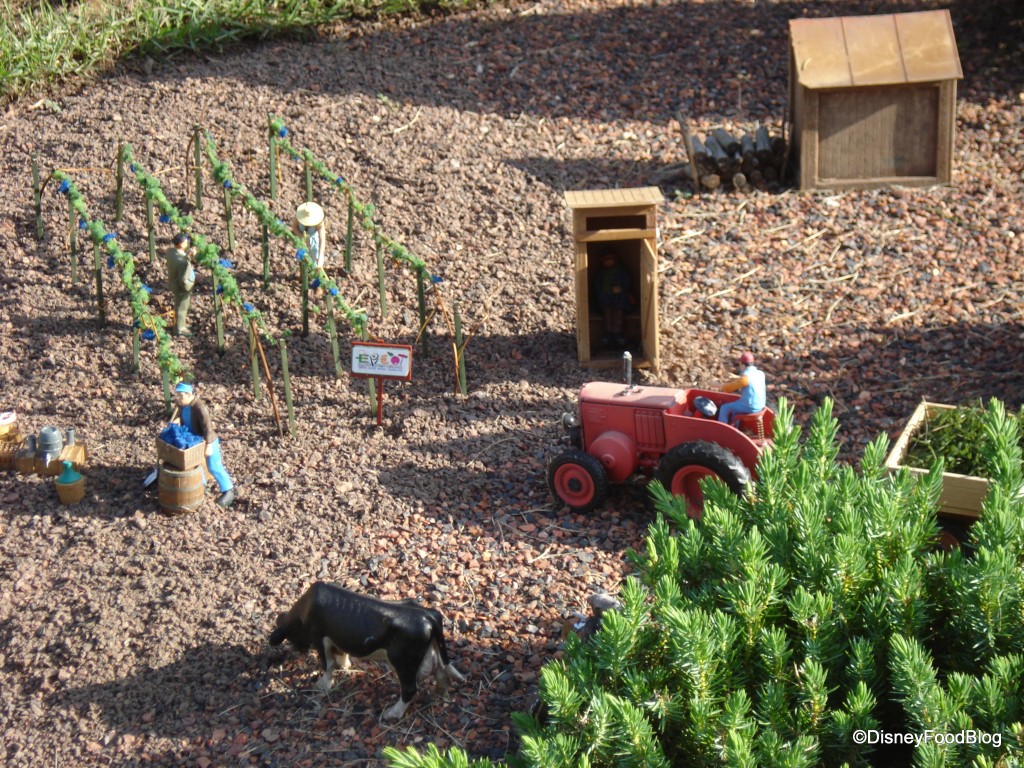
[1,0,1022,765]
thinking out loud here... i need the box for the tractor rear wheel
[548,450,609,514]
[655,441,750,520]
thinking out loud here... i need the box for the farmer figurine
[596,252,632,349]
[718,352,767,425]
[292,202,327,270]
[171,382,236,507]
[164,232,196,336]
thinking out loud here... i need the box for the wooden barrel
[158,463,205,515]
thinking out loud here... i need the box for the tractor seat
[731,408,768,441]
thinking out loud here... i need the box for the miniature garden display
[2,0,1023,767]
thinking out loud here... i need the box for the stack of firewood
[654,121,789,192]
[689,125,788,191]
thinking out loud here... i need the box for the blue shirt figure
[718,352,766,424]
[172,382,236,507]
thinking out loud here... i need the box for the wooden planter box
[885,401,989,520]
[156,437,205,470]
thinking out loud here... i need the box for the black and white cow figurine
[269,581,464,720]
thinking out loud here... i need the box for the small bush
[387,399,1024,768]
[904,399,1024,477]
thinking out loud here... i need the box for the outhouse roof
[789,9,962,89]
[564,187,664,211]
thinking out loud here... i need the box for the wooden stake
[32,153,43,241]
[251,320,283,436]
[212,272,225,353]
[68,198,78,286]
[279,338,296,437]
[145,188,156,262]
[361,326,377,414]
[416,268,428,357]
[300,258,309,337]
[223,187,235,252]
[114,141,125,222]
[326,299,342,379]
[344,196,354,273]
[261,223,270,291]
[161,368,173,417]
[678,113,703,194]
[304,158,313,203]
[132,327,141,373]
[268,114,278,200]
[454,304,467,396]
[376,237,388,317]
[93,241,106,326]
[192,125,203,211]
[248,322,261,400]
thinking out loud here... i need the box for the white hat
[295,202,324,227]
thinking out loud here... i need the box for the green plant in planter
[904,399,1024,476]
[386,398,1024,768]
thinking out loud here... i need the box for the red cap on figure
[739,352,755,364]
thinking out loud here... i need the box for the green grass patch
[1,0,477,103]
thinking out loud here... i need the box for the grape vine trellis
[263,115,472,395]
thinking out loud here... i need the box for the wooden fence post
[114,141,125,222]
[161,368,173,417]
[32,153,44,241]
[344,196,354,273]
[376,236,388,317]
[326,299,342,379]
[261,224,270,291]
[223,186,235,252]
[93,241,106,326]
[132,327,141,373]
[280,338,296,437]
[268,114,278,200]
[145,188,156,262]
[249,322,261,400]
[68,198,78,286]
[454,304,467,396]
[192,125,204,211]
[300,258,309,337]
[416,268,428,357]
[212,272,225,353]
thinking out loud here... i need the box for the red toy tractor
[548,355,774,516]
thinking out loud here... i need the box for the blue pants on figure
[206,439,233,493]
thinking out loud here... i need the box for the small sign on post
[351,342,413,425]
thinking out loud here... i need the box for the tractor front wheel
[655,441,750,520]
[548,450,609,514]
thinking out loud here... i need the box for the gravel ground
[0,0,1021,765]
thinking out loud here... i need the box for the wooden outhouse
[788,10,962,191]
[564,187,662,372]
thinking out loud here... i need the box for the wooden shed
[788,10,962,191]
[564,187,663,372]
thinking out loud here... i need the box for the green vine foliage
[201,130,368,337]
[121,144,273,339]
[269,115,432,280]
[386,398,1024,768]
[53,170,186,382]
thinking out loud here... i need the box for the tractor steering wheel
[693,396,717,419]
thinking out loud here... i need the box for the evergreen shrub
[387,399,1024,768]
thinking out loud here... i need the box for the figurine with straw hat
[292,202,327,270]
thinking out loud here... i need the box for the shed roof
[564,187,664,211]
[789,10,962,89]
